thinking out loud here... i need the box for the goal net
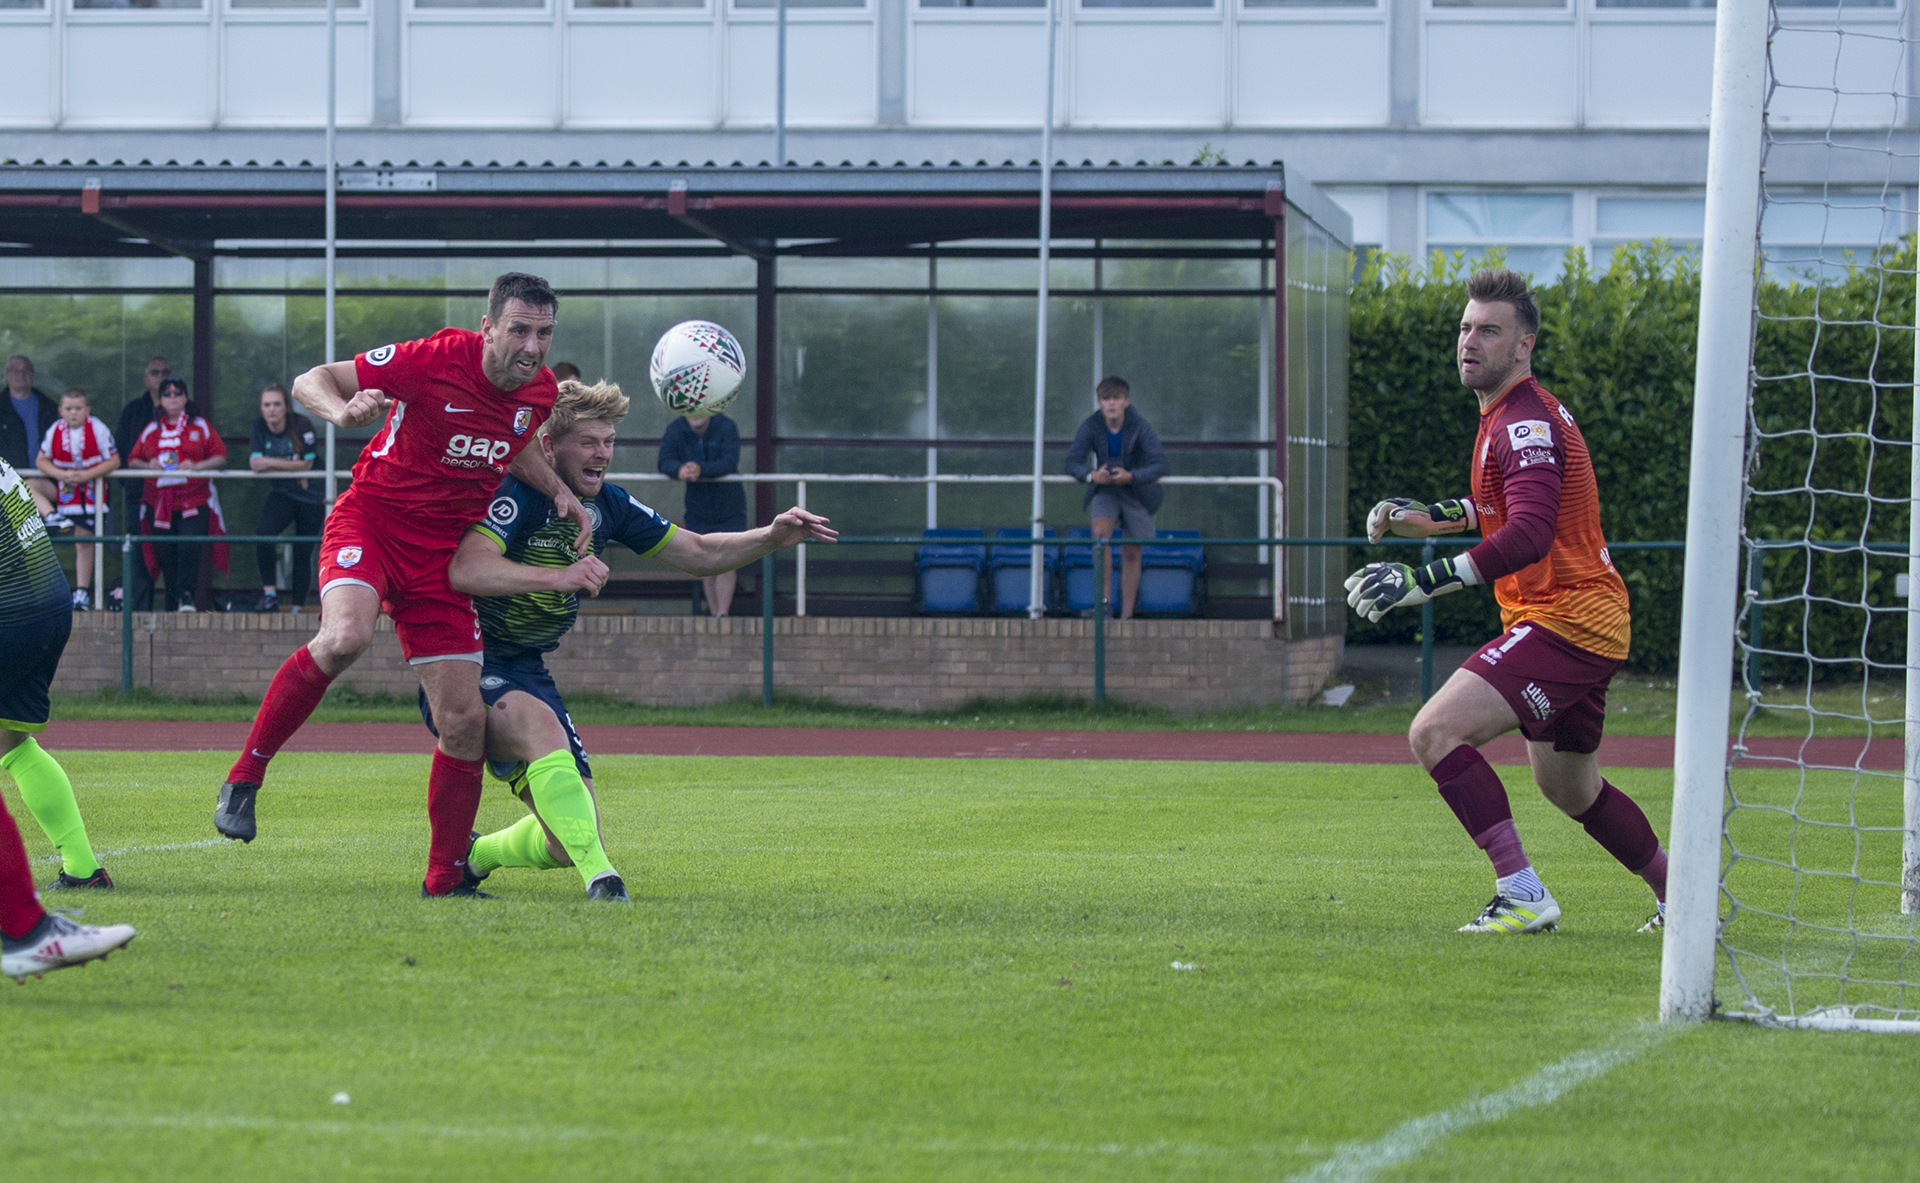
[1715,0,1920,1029]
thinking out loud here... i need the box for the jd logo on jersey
[513,407,534,436]
[337,547,362,568]
[1506,419,1553,451]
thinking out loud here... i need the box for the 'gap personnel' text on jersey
[348,329,559,537]
[470,476,677,661]
[0,459,70,624]
[1471,377,1630,661]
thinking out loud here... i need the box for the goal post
[1660,0,1771,1026]
[1665,0,1920,1032]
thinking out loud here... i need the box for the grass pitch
[0,752,1912,1180]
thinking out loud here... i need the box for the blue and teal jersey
[470,476,676,661]
[0,458,70,625]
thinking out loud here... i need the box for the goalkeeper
[422,380,836,901]
[1346,269,1669,936]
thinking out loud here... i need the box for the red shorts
[316,492,481,664]
[1467,621,1622,754]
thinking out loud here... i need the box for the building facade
[4,0,1914,266]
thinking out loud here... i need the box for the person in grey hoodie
[1063,376,1169,618]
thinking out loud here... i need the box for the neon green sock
[1,737,99,878]
[525,749,616,888]
[469,813,562,877]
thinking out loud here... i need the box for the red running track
[33,720,1905,770]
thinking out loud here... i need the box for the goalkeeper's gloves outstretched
[1344,554,1481,622]
[1365,497,1478,544]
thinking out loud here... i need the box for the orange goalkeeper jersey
[1469,377,1631,661]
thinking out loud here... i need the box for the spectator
[114,355,171,609]
[2,354,62,520]
[36,388,120,610]
[551,362,582,383]
[126,377,226,611]
[1064,376,1169,619]
[658,410,745,616]
[248,383,321,613]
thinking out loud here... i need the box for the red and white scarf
[41,416,114,511]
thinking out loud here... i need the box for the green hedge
[1348,242,1915,674]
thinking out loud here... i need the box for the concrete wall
[55,612,1343,714]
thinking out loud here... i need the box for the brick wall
[55,613,1345,713]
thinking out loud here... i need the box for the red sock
[1431,744,1532,878]
[423,749,485,895]
[228,646,336,785]
[1574,781,1668,901]
[0,801,47,939]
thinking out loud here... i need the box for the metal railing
[60,470,1695,707]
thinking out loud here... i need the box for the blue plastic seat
[1059,527,1121,616]
[915,528,987,613]
[988,527,1059,613]
[1136,529,1206,616]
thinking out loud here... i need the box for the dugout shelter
[0,159,1350,704]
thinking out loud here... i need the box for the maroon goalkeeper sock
[0,801,47,939]
[228,646,335,786]
[1432,744,1532,877]
[1573,780,1669,901]
[423,749,485,895]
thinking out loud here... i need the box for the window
[574,0,700,7]
[0,0,47,9]
[412,0,542,8]
[1079,0,1214,8]
[229,0,361,8]
[71,0,204,8]
[1592,196,1703,267]
[733,0,865,8]
[1431,0,1565,8]
[919,0,1045,7]
[1242,0,1376,7]
[1762,190,1909,280]
[1426,191,1575,279]
[1594,0,1895,7]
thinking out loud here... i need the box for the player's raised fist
[768,507,837,548]
[339,388,391,430]
[551,554,611,597]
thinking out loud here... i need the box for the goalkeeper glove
[1344,554,1480,623]
[1365,497,1478,544]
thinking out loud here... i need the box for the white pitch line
[34,838,228,866]
[1284,1023,1684,1183]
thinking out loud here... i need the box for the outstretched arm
[447,528,610,598]
[655,506,837,577]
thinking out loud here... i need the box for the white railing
[99,470,1288,620]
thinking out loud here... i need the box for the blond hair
[544,379,629,441]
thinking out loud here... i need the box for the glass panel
[920,0,1044,7]
[1761,192,1905,245]
[1099,256,1261,290]
[934,295,1093,440]
[1426,192,1573,240]
[1431,0,1565,7]
[0,0,49,9]
[1243,0,1376,7]
[1595,196,1705,238]
[1594,0,1711,6]
[1425,244,1575,281]
[0,257,193,287]
[733,0,865,8]
[229,0,361,8]
[1079,0,1213,8]
[780,258,931,289]
[1099,294,1260,441]
[779,295,929,438]
[71,0,204,7]
[574,0,700,7]
[413,0,543,9]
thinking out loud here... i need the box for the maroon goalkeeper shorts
[1466,621,1622,755]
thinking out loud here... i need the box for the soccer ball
[649,321,746,415]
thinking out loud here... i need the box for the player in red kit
[215,273,592,898]
[1345,269,1669,936]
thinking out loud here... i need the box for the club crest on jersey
[513,407,534,436]
[1506,419,1553,451]
[336,546,362,568]
[366,344,397,367]
[586,503,603,533]
[480,675,507,691]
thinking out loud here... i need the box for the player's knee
[1407,710,1461,771]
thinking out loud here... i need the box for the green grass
[0,752,1912,1179]
[50,678,1911,739]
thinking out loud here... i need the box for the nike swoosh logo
[445,404,475,414]
[251,750,267,758]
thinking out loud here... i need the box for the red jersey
[346,328,557,538]
[41,415,115,512]
[1468,377,1630,661]
[130,412,225,520]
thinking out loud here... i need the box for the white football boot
[1458,892,1561,934]
[3,913,136,981]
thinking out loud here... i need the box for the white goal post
[1663,0,1920,1032]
